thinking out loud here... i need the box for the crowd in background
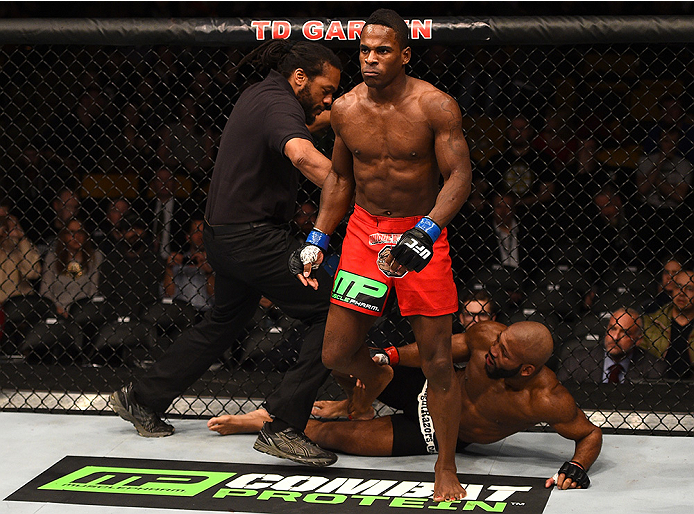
[1,37,694,385]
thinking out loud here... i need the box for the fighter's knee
[322,347,341,371]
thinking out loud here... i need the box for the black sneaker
[110,384,174,437]
[254,422,337,467]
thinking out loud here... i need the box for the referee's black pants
[133,222,332,431]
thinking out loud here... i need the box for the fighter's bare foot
[433,469,466,502]
[207,409,272,435]
[311,400,350,419]
[348,367,393,420]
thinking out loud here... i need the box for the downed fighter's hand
[545,461,590,490]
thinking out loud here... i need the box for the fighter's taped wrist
[569,460,585,471]
[415,217,441,243]
[384,346,400,366]
[305,228,330,251]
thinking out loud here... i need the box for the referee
[111,40,341,467]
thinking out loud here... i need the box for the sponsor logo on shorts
[368,233,402,246]
[332,270,388,313]
[377,246,408,278]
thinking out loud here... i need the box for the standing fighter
[291,9,472,501]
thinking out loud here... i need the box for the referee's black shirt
[205,69,313,225]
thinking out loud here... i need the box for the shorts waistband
[352,204,425,232]
[204,218,275,236]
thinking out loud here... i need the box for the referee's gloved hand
[288,229,329,290]
[388,217,441,273]
[369,346,400,366]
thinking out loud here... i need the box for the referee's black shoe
[254,422,337,467]
[110,383,175,437]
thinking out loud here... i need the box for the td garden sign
[7,456,551,513]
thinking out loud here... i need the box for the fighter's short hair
[364,8,409,50]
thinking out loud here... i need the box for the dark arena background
[2,2,694,439]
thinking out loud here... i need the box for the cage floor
[1,410,692,514]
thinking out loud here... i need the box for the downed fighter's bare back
[456,324,560,444]
[332,77,452,217]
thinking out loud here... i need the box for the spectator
[40,182,84,254]
[37,218,102,319]
[484,115,555,216]
[533,107,580,172]
[130,73,167,139]
[642,94,694,164]
[636,127,694,258]
[96,197,131,253]
[642,254,686,314]
[640,268,694,380]
[555,138,615,240]
[557,308,665,383]
[156,96,215,186]
[107,102,159,174]
[467,189,545,288]
[458,289,498,330]
[186,66,225,134]
[92,212,165,364]
[1,141,71,244]
[137,217,212,359]
[137,168,192,261]
[42,86,117,173]
[0,212,47,353]
[21,218,104,360]
[162,217,214,314]
[578,185,646,275]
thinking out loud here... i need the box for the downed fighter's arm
[391,321,500,367]
[422,91,472,228]
[542,383,603,489]
[383,332,471,368]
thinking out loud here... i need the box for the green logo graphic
[39,466,235,497]
[9,456,551,513]
[332,270,388,312]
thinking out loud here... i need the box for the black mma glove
[369,346,400,366]
[288,229,330,278]
[389,217,441,273]
[557,460,590,489]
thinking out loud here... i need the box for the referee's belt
[204,218,275,236]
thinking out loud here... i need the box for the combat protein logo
[9,457,551,513]
[39,466,534,510]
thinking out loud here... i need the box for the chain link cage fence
[1,17,693,434]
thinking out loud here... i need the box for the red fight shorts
[330,204,458,317]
